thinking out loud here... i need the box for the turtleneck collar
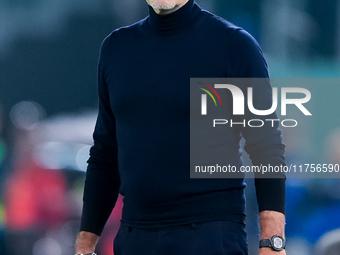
[147,0,201,35]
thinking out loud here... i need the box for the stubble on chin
[148,0,177,10]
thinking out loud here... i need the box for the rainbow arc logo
[198,82,222,115]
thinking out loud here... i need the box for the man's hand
[259,210,286,255]
[75,231,99,254]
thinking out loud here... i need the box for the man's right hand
[75,231,99,254]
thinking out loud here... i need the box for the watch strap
[259,239,272,248]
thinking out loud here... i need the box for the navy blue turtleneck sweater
[80,0,286,236]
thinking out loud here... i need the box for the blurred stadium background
[1,0,340,254]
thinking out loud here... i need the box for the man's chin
[149,1,177,11]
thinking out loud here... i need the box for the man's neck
[153,0,189,15]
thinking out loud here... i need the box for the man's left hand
[259,211,286,255]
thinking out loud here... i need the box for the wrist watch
[259,235,285,251]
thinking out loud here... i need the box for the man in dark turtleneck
[75,0,286,255]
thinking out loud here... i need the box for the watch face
[273,237,283,249]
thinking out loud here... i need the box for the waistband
[120,188,246,229]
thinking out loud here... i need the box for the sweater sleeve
[227,29,286,214]
[79,41,121,236]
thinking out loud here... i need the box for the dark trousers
[113,220,248,255]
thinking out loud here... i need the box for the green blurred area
[0,139,4,163]
[0,201,3,227]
